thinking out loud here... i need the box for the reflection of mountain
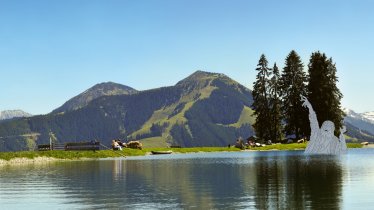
[50,159,220,209]
[49,154,345,209]
[0,152,345,209]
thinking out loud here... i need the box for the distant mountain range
[0,71,373,152]
[361,111,374,123]
[0,110,32,121]
[343,109,374,142]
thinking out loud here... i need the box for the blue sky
[1,0,373,114]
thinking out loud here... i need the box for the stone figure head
[321,120,335,138]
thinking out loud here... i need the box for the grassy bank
[346,143,364,148]
[0,147,241,161]
[147,147,241,153]
[0,149,145,161]
[0,143,364,161]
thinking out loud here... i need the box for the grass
[228,106,255,128]
[0,143,365,161]
[0,147,241,161]
[250,143,307,151]
[128,85,217,142]
[346,143,364,148]
[0,149,145,161]
[144,147,242,153]
[140,136,169,148]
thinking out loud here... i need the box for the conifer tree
[269,63,283,142]
[280,50,309,139]
[307,52,344,135]
[252,54,271,142]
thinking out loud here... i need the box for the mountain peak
[185,70,225,80]
[0,110,32,121]
[189,70,221,77]
[362,111,374,122]
[81,82,137,95]
[176,70,228,87]
[92,81,124,87]
[52,82,137,114]
[344,108,374,123]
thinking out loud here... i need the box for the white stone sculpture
[301,96,347,155]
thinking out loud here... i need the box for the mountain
[362,111,374,122]
[52,82,138,114]
[344,108,374,136]
[345,122,374,143]
[0,110,32,121]
[0,71,255,151]
[2,71,372,152]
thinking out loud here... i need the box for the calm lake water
[1,149,374,209]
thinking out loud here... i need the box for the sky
[1,0,373,115]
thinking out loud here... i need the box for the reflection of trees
[250,153,343,209]
[300,157,343,210]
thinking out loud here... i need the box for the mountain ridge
[52,82,137,114]
[344,108,374,135]
[0,71,373,152]
[362,111,374,122]
[0,71,254,151]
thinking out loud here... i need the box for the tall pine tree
[280,50,309,139]
[252,54,272,142]
[307,52,344,135]
[269,63,283,142]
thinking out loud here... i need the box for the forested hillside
[0,71,255,151]
[1,70,371,152]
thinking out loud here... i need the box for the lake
[1,149,374,209]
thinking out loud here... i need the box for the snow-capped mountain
[362,111,374,122]
[344,108,374,135]
[0,110,32,121]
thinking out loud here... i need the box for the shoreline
[0,144,367,166]
[0,148,294,166]
[0,157,60,166]
[363,144,374,148]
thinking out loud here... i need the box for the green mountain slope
[1,71,372,152]
[0,71,255,151]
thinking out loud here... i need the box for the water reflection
[250,154,343,209]
[1,150,371,209]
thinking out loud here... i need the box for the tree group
[252,51,344,142]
